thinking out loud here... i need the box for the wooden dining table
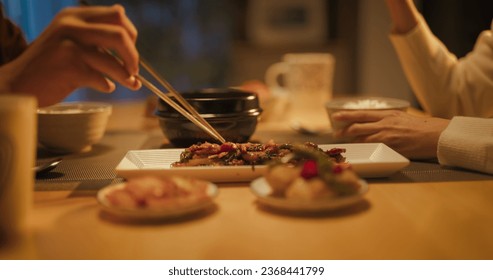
[2,100,493,260]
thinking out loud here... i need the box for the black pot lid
[155,88,262,116]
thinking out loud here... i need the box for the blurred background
[1,0,492,106]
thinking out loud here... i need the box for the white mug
[265,53,335,126]
[0,95,37,240]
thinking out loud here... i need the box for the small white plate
[97,182,218,220]
[115,143,409,182]
[250,177,369,212]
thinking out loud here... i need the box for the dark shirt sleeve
[0,4,27,65]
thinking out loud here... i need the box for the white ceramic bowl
[37,102,112,154]
[325,97,410,130]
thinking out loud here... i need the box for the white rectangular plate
[115,143,409,182]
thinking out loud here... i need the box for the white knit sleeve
[437,116,493,174]
[389,17,493,118]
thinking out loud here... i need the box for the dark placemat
[35,131,157,191]
[370,160,493,183]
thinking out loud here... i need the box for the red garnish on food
[332,164,344,174]
[301,160,318,179]
[219,143,235,153]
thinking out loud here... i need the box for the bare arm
[0,5,141,107]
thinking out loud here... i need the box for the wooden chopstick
[78,0,226,144]
[138,58,226,143]
[137,75,226,144]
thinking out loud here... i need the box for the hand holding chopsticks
[78,0,226,144]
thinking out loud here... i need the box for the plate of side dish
[115,143,409,182]
[250,177,368,212]
[97,176,218,220]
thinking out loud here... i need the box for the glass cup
[0,94,37,243]
[265,53,335,127]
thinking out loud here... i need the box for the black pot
[155,88,262,147]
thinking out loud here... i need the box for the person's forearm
[385,0,419,34]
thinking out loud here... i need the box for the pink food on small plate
[105,176,211,211]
